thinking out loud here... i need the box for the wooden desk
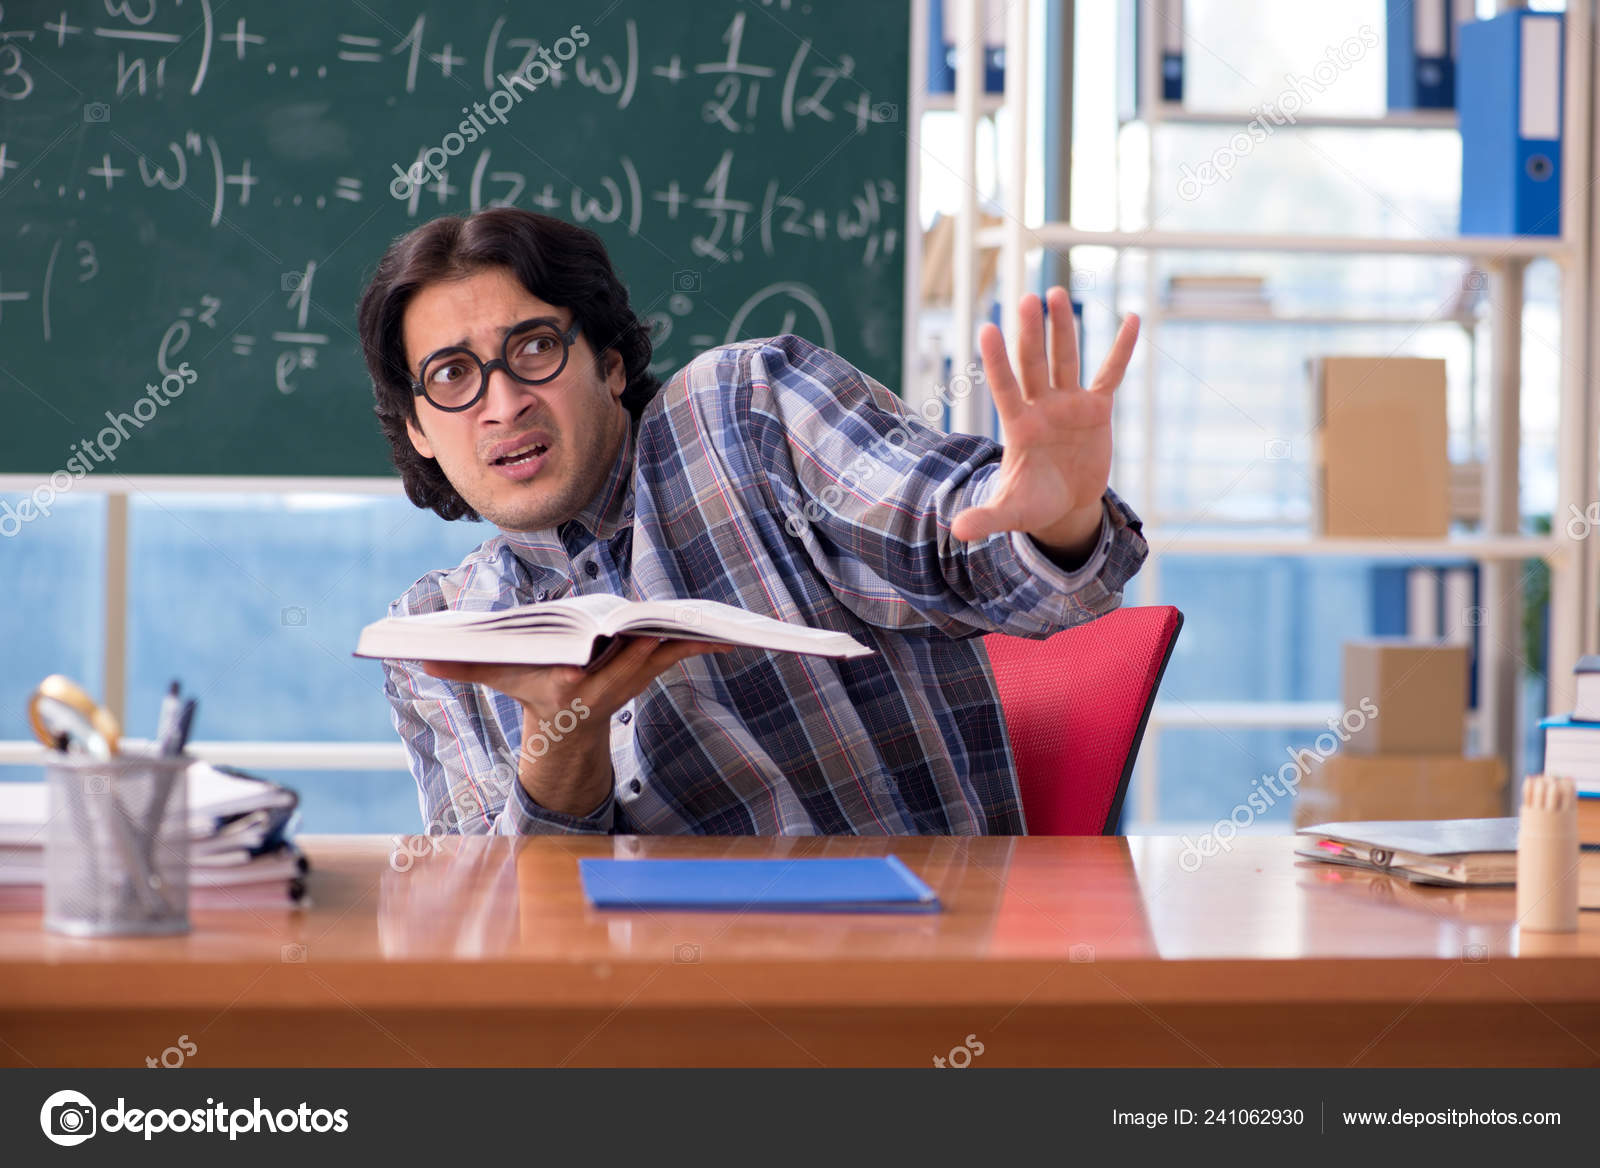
[2,835,1597,1067]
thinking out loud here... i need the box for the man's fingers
[588,636,732,700]
[681,639,738,655]
[424,657,591,695]
[977,323,1024,417]
[428,637,734,737]
[421,660,486,685]
[622,636,729,663]
[591,634,671,681]
[1046,285,1081,392]
[950,504,1003,544]
[610,641,713,708]
[644,638,736,672]
[433,635,734,713]
[1087,312,1141,395]
[1017,292,1050,403]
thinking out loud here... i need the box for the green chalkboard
[0,1,907,477]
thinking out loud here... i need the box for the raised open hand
[951,287,1139,562]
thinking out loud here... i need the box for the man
[359,208,1147,835]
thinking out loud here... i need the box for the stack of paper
[0,761,308,907]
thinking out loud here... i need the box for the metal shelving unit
[939,0,1599,821]
[974,223,1573,258]
[1151,106,1459,131]
[1144,533,1561,559]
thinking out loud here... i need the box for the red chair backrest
[983,606,1183,835]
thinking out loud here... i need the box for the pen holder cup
[43,747,191,937]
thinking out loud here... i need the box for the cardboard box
[919,212,1002,307]
[1311,356,1449,537]
[1342,639,1468,755]
[1292,753,1507,828]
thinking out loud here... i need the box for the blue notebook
[578,856,941,913]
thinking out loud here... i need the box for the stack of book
[0,761,308,906]
[1163,273,1272,315]
[1539,655,1600,845]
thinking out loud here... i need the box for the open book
[354,593,873,669]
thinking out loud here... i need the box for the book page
[399,595,629,633]
[540,593,631,627]
[604,598,871,657]
[604,598,781,636]
[467,593,627,630]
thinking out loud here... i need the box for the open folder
[578,856,942,912]
[1295,818,1518,886]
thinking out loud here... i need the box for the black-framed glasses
[410,317,581,412]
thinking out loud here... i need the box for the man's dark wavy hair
[357,208,661,522]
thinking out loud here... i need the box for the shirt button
[629,779,642,794]
[585,561,599,578]
[536,590,548,602]
[618,710,632,724]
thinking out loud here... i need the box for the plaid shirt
[383,334,1147,835]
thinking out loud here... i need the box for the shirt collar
[498,410,637,559]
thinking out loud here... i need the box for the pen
[141,697,197,883]
[171,698,197,754]
[155,681,182,756]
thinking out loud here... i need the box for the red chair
[983,606,1183,835]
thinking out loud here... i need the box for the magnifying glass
[28,674,122,759]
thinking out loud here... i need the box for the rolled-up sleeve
[494,771,616,835]
[728,334,1148,639]
[381,611,617,836]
